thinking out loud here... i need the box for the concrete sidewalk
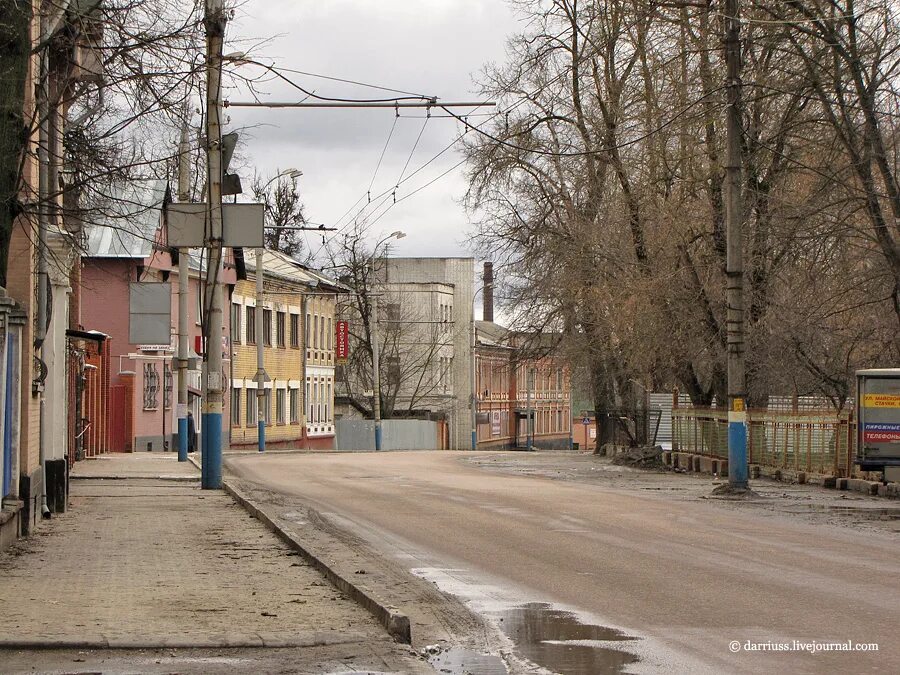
[0,453,431,673]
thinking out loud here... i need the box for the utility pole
[371,256,382,451]
[176,122,191,462]
[255,248,267,452]
[724,0,749,490]
[202,0,225,489]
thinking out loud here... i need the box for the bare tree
[251,172,309,261]
[330,227,454,419]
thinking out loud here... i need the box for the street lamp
[370,230,405,451]
[255,168,302,453]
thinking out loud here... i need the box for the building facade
[335,257,474,450]
[230,249,342,450]
[474,264,572,450]
[81,181,235,453]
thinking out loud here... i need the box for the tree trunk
[0,0,32,288]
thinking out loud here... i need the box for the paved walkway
[0,453,430,673]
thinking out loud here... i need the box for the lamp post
[370,230,405,451]
[255,168,302,453]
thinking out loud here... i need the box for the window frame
[289,388,300,424]
[263,309,273,347]
[276,311,286,348]
[246,388,257,427]
[230,303,242,344]
[289,313,299,348]
[276,388,286,425]
[231,388,241,427]
[246,306,257,345]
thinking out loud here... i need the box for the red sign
[335,320,349,363]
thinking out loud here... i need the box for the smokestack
[483,261,494,323]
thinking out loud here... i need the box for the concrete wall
[383,258,474,450]
[336,418,439,451]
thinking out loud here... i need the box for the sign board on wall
[491,410,501,436]
[335,320,349,363]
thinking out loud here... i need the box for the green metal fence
[672,407,854,477]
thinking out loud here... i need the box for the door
[109,385,127,452]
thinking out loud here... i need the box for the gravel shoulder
[464,450,900,535]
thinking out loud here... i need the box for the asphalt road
[228,451,899,674]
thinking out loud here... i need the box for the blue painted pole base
[471,430,477,451]
[202,412,222,489]
[177,417,188,462]
[374,424,382,451]
[200,412,209,487]
[728,420,749,488]
[258,419,265,453]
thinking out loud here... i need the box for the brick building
[474,264,572,450]
[229,249,343,450]
[81,180,236,453]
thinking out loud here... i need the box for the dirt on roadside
[464,451,900,536]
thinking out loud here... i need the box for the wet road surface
[228,451,900,674]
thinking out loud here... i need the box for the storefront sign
[335,320,349,363]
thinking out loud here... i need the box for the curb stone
[222,480,412,645]
[0,631,376,650]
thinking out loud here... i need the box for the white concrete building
[379,257,474,450]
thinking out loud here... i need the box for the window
[230,304,242,343]
[306,380,311,423]
[313,315,319,349]
[327,318,333,350]
[385,355,401,386]
[306,313,311,348]
[289,388,300,423]
[386,303,400,321]
[263,309,272,347]
[163,362,172,409]
[276,311,286,348]
[231,388,241,426]
[556,368,564,390]
[143,363,159,410]
[319,316,325,350]
[290,314,299,348]
[263,389,272,425]
[326,381,332,423]
[246,306,256,344]
[246,389,257,426]
[276,389,286,424]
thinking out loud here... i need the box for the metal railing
[672,407,854,476]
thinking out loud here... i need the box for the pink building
[80,181,235,452]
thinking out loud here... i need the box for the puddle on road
[413,567,642,674]
[427,603,639,675]
[500,603,638,674]
[429,647,508,674]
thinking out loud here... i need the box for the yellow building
[228,250,342,449]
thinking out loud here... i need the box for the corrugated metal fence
[335,419,441,451]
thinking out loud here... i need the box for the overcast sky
[226,0,521,266]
